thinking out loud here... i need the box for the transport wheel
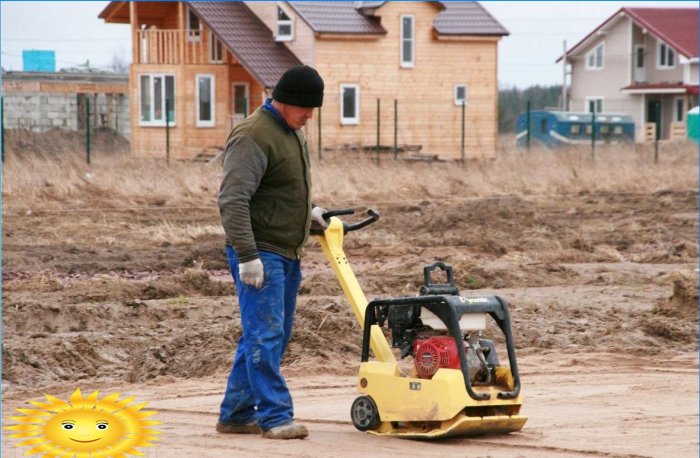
[351,395,381,431]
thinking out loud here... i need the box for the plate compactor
[314,209,527,439]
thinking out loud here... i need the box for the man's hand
[239,258,264,288]
[311,206,328,229]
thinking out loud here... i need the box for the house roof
[287,2,387,35]
[288,1,508,36]
[623,8,698,58]
[188,2,302,88]
[560,7,699,61]
[433,2,508,36]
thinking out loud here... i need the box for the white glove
[239,258,264,288]
[311,206,328,229]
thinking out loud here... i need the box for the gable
[187,2,301,88]
[561,7,699,61]
[624,7,698,58]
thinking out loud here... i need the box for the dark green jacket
[218,107,311,262]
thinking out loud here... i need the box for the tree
[498,85,564,133]
[109,49,129,74]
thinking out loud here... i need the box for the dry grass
[2,132,697,212]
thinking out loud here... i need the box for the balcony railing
[136,29,222,65]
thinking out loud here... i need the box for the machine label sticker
[410,382,422,391]
[459,297,490,304]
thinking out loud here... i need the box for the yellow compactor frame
[317,214,527,438]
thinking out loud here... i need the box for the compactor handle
[310,208,380,236]
[321,208,355,219]
[343,209,380,234]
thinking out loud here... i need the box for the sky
[0,0,697,88]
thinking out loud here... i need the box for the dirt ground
[2,189,698,457]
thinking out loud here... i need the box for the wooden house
[99,1,508,160]
[558,7,699,142]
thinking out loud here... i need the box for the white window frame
[585,42,604,70]
[276,5,293,41]
[196,74,215,128]
[400,14,415,68]
[340,84,360,125]
[187,7,201,42]
[139,73,176,127]
[657,40,676,69]
[454,84,468,106]
[210,31,223,63]
[585,96,604,114]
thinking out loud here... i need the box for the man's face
[282,104,314,130]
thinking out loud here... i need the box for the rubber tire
[351,395,381,431]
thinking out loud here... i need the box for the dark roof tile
[289,1,507,36]
[187,2,301,88]
[435,2,508,36]
[289,2,386,35]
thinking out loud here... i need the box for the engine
[411,333,496,382]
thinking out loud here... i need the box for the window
[586,97,603,114]
[675,97,684,122]
[570,124,580,135]
[139,74,175,126]
[210,32,223,63]
[613,125,623,135]
[657,41,675,69]
[454,84,467,106]
[340,84,360,125]
[277,5,293,41]
[636,46,645,68]
[233,82,249,117]
[400,15,415,68]
[586,42,604,69]
[187,8,201,42]
[196,74,215,127]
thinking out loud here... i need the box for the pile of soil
[2,191,697,389]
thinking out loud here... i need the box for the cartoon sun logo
[5,388,160,457]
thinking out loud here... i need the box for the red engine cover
[412,336,461,379]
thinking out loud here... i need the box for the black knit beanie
[272,65,324,108]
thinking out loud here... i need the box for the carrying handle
[420,262,459,296]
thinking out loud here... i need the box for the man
[216,65,327,440]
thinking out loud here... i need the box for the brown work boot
[216,421,261,434]
[261,421,309,439]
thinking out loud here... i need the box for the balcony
[136,29,227,65]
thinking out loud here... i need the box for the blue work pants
[219,246,302,430]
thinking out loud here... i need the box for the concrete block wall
[3,91,131,140]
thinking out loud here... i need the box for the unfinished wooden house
[99,1,508,160]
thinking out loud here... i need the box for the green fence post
[526,100,531,151]
[376,98,381,162]
[244,96,248,118]
[393,99,398,160]
[591,110,596,160]
[165,98,170,166]
[317,106,322,161]
[86,97,91,165]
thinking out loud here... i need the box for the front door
[232,82,250,128]
[647,100,661,140]
[634,45,646,83]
